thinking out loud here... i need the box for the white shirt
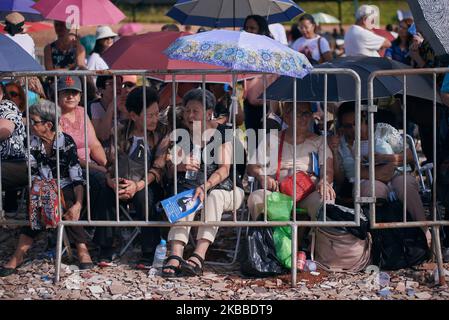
[290,36,331,63]
[269,23,288,45]
[90,101,106,120]
[344,25,385,57]
[6,33,36,59]
[87,52,109,71]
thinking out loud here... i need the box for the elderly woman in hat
[87,26,117,71]
[44,21,86,70]
[3,12,36,59]
[57,75,108,223]
[0,100,94,277]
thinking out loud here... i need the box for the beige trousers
[167,187,245,245]
[247,189,323,221]
[360,174,426,221]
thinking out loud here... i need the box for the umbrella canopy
[265,56,439,102]
[0,0,43,22]
[0,33,43,71]
[118,22,142,36]
[32,0,125,27]
[165,30,313,78]
[166,0,304,28]
[102,31,249,84]
[311,12,340,25]
[406,0,449,56]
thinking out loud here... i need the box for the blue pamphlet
[408,23,417,36]
[161,189,203,223]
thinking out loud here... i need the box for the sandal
[181,253,204,277]
[161,255,185,278]
[0,266,18,277]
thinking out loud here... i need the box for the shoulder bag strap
[276,131,286,181]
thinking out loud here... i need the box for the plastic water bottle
[185,144,201,180]
[152,239,167,268]
[305,260,317,272]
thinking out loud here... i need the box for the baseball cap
[5,12,25,25]
[57,75,82,92]
[355,5,377,20]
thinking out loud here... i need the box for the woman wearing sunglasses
[247,102,335,220]
[0,100,94,277]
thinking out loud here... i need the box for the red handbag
[276,131,315,202]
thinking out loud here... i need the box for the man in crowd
[344,4,391,57]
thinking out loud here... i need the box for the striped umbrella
[166,0,304,28]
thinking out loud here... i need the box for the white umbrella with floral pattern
[164,29,313,78]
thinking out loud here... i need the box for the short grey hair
[182,88,216,111]
[29,99,61,131]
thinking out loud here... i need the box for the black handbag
[116,139,151,181]
[316,204,369,240]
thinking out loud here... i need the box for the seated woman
[330,103,429,238]
[247,102,336,221]
[57,75,108,227]
[0,100,93,277]
[162,88,245,277]
[93,86,170,266]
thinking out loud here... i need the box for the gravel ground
[1,226,448,301]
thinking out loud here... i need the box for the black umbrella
[265,57,403,103]
[265,57,440,103]
[406,0,449,56]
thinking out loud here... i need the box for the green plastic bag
[273,226,292,269]
[267,192,293,221]
[267,192,294,269]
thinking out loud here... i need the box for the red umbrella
[102,31,249,84]
[0,21,53,33]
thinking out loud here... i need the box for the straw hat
[5,12,25,25]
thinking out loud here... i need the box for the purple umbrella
[0,0,44,22]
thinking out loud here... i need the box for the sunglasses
[30,119,47,126]
[8,91,19,98]
[122,82,136,89]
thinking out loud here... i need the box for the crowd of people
[1,4,449,279]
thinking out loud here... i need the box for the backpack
[370,200,430,270]
[312,203,372,272]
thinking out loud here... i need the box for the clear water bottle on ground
[152,239,167,268]
[185,144,201,180]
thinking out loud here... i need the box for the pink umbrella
[118,23,142,37]
[32,0,125,27]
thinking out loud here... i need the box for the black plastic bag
[371,200,430,270]
[240,227,285,277]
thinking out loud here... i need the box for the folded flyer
[161,189,203,223]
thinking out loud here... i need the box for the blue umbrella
[164,30,313,78]
[0,0,44,22]
[0,34,43,71]
[166,0,304,28]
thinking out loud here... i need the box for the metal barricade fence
[0,68,363,287]
[367,68,449,286]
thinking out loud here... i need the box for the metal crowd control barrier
[367,68,449,286]
[0,68,362,288]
